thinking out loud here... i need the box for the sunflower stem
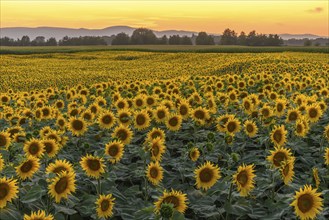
[143,154,149,201]
[97,178,102,195]
[225,182,234,220]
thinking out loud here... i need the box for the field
[0,50,329,220]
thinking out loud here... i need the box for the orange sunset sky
[1,0,328,36]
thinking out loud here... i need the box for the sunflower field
[0,51,329,220]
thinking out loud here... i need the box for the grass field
[1,45,328,54]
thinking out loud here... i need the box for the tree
[131,28,157,44]
[158,35,168,45]
[46,37,57,46]
[31,36,46,46]
[195,32,215,45]
[112,32,130,45]
[168,35,181,45]
[238,31,247,45]
[220,28,238,45]
[181,36,193,45]
[304,39,312,46]
[20,35,30,46]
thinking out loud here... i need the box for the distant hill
[0,26,327,41]
[0,26,198,40]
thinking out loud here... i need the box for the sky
[1,0,328,36]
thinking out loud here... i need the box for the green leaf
[54,203,78,215]
[20,185,46,203]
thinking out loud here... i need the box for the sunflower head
[306,104,322,123]
[0,154,4,171]
[16,156,40,180]
[46,159,75,176]
[324,125,329,141]
[194,161,221,191]
[165,114,182,132]
[24,210,54,220]
[270,125,287,146]
[48,171,76,203]
[324,148,329,165]
[0,177,19,208]
[189,147,200,162]
[96,194,115,219]
[267,146,292,168]
[149,137,166,162]
[244,120,258,137]
[233,164,256,197]
[225,118,241,134]
[146,128,165,142]
[134,110,151,130]
[290,185,323,220]
[67,117,87,136]
[23,138,45,158]
[146,161,164,186]
[0,131,11,149]
[105,140,125,164]
[112,125,133,145]
[98,111,116,129]
[43,139,59,158]
[280,158,295,185]
[154,190,188,214]
[80,155,105,179]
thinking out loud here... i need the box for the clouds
[306,7,323,13]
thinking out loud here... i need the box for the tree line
[0,28,288,46]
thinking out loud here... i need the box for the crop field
[0,51,329,219]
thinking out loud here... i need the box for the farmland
[0,50,329,219]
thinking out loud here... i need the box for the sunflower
[43,139,59,158]
[98,110,116,129]
[0,177,19,208]
[146,127,166,142]
[260,105,273,118]
[23,138,45,158]
[67,117,87,136]
[0,154,3,171]
[267,146,293,168]
[117,109,132,126]
[280,158,295,185]
[115,97,129,110]
[191,107,210,125]
[189,147,200,162]
[216,114,234,132]
[295,119,308,137]
[24,210,54,220]
[165,114,182,132]
[290,185,323,220]
[270,125,287,146]
[242,98,254,114]
[134,110,151,130]
[244,120,258,137]
[96,194,115,219]
[233,164,256,197]
[81,110,94,122]
[105,140,124,164]
[225,117,241,135]
[16,156,40,180]
[177,100,190,119]
[312,168,320,188]
[0,131,11,149]
[154,106,169,123]
[56,116,66,130]
[48,171,76,203]
[324,148,329,165]
[195,161,221,191]
[324,124,329,141]
[154,190,188,214]
[286,109,300,123]
[306,104,322,123]
[150,137,166,162]
[146,161,164,186]
[275,98,287,116]
[46,159,75,176]
[80,155,105,179]
[112,125,133,145]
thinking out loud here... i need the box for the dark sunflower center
[108,145,119,156]
[87,159,101,171]
[288,112,298,121]
[101,199,110,211]
[150,167,158,178]
[297,194,314,213]
[55,177,68,194]
[194,110,205,119]
[70,109,78,117]
[277,103,283,112]
[179,106,188,115]
[169,117,178,127]
[147,98,154,105]
[91,106,97,113]
[53,166,67,174]
[230,94,236,100]
[273,130,283,143]
[0,183,9,199]
[136,115,146,126]
[119,114,129,123]
[72,120,84,131]
[58,120,65,126]
[0,135,7,147]
[237,171,248,186]
[42,108,50,116]
[136,99,143,107]
[227,122,237,132]
[44,142,54,154]
[56,102,63,108]
[199,168,213,183]
[117,101,125,109]
[282,164,289,176]
[246,124,254,133]
[20,160,33,173]
[102,115,112,125]
[84,113,92,120]
[29,143,40,155]
[273,152,287,167]
[151,132,161,139]
[244,101,251,109]
[309,108,318,118]
[296,124,303,133]
[152,144,160,156]
[157,110,165,119]
[162,196,179,208]
[117,130,128,141]
[262,109,270,117]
